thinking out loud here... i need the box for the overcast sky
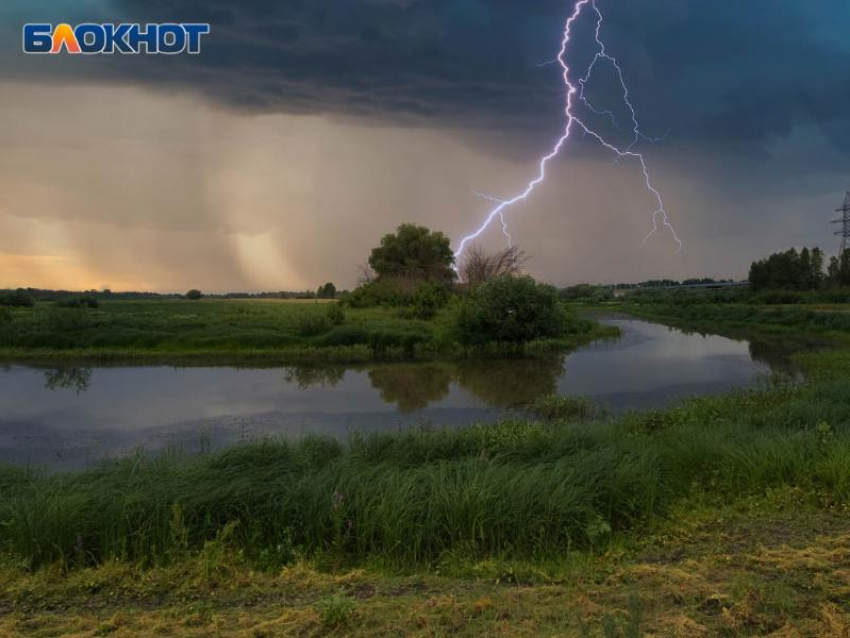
[1,1,848,291]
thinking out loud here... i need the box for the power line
[832,191,850,254]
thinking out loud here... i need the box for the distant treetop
[368,224,455,285]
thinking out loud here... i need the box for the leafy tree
[749,247,826,291]
[368,224,455,284]
[828,250,850,287]
[185,289,203,300]
[810,248,825,288]
[317,282,337,299]
[454,276,569,348]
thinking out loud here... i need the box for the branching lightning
[455,0,682,264]
[473,191,513,246]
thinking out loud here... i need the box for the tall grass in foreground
[3,361,850,570]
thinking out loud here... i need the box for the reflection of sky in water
[0,319,780,469]
[557,320,768,407]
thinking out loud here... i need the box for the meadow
[0,298,611,364]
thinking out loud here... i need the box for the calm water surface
[0,319,797,469]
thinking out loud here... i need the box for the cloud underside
[3,0,849,156]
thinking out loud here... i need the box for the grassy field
[3,301,850,635]
[0,299,612,364]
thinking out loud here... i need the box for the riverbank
[0,299,617,365]
[3,304,850,635]
[611,301,850,343]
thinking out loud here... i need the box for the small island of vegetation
[0,224,614,365]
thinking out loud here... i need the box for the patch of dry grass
[3,492,850,637]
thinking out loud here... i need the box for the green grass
[0,299,612,363]
[527,395,602,421]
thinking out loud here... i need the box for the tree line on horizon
[6,240,850,308]
[749,247,850,291]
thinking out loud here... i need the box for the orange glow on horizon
[0,253,147,292]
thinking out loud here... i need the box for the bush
[294,313,333,337]
[454,276,569,348]
[326,303,346,326]
[0,307,11,324]
[343,279,409,309]
[406,282,451,320]
[0,290,34,308]
[55,296,99,309]
[186,289,203,300]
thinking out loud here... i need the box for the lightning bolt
[474,191,513,246]
[454,0,682,264]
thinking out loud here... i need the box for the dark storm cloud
[2,1,850,156]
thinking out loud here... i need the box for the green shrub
[455,276,569,348]
[407,282,451,320]
[185,289,203,300]
[343,279,409,309]
[0,307,11,324]
[326,303,346,326]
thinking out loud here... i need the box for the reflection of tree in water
[453,356,565,408]
[43,367,92,394]
[283,357,568,413]
[367,364,452,413]
[748,336,814,378]
[283,365,346,390]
